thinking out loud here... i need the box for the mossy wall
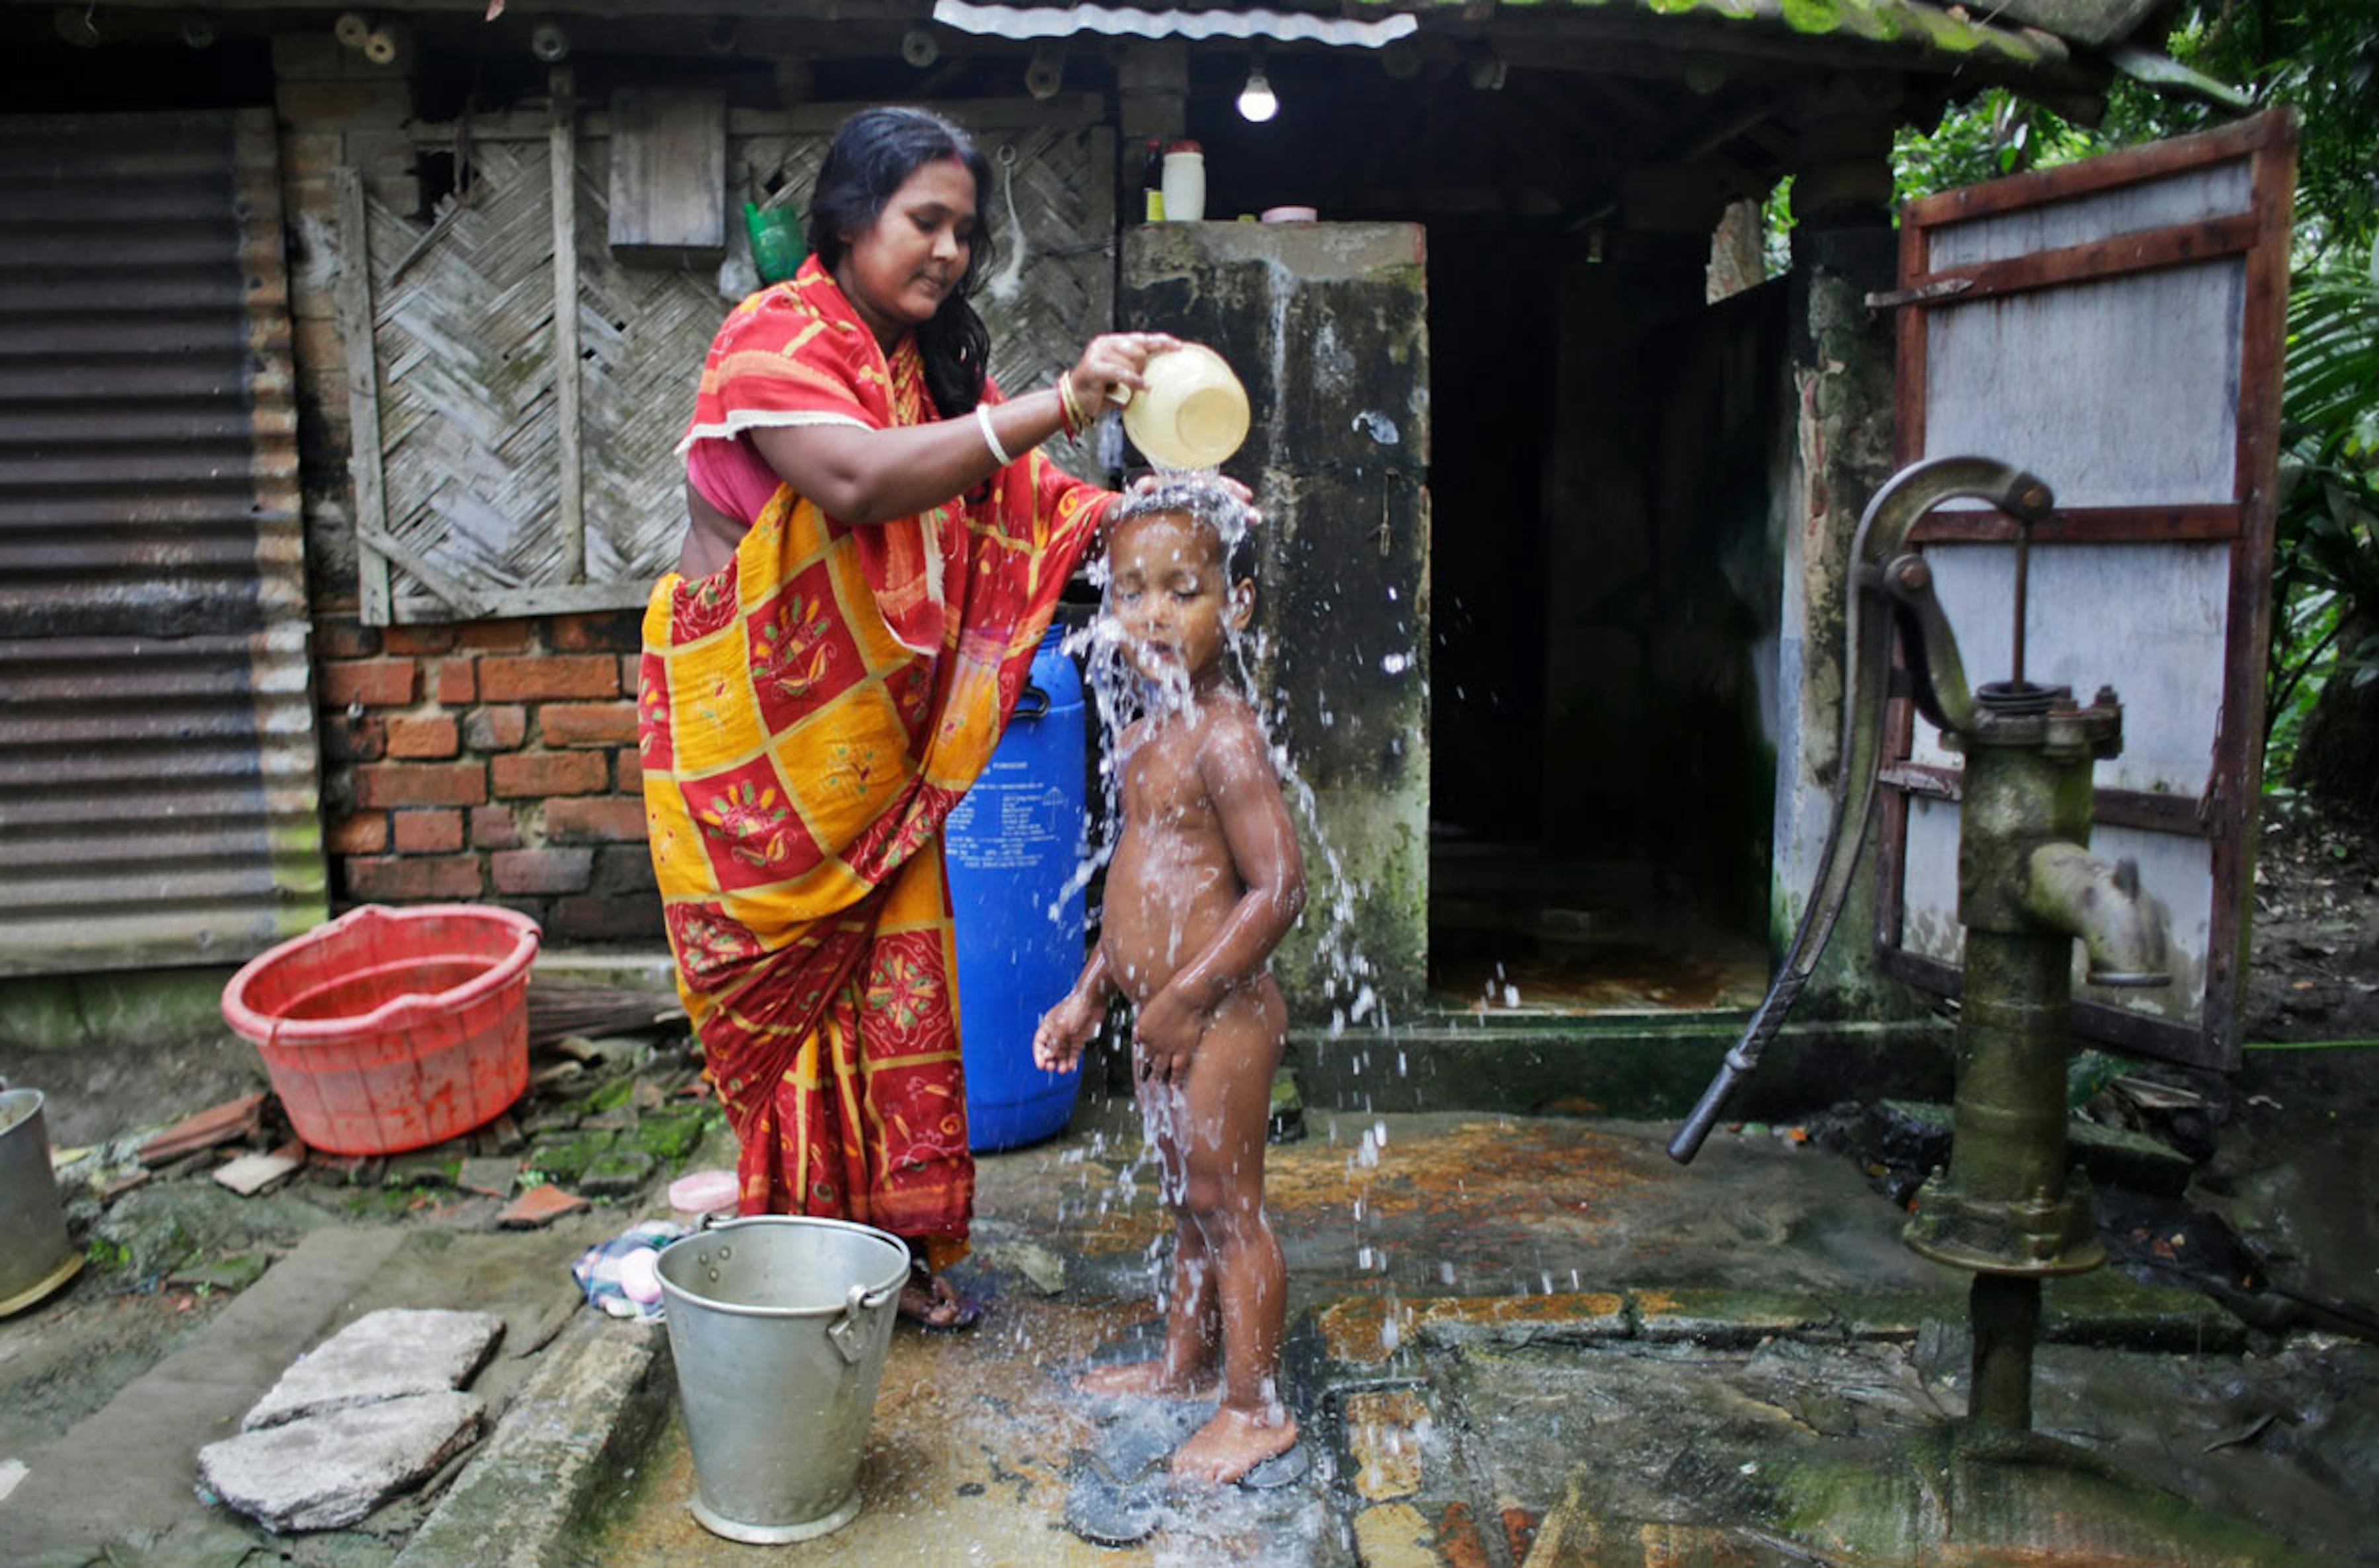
[1121,223,1432,1021]
[1767,226,1932,1020]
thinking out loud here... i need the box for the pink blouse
[685,433,784,527]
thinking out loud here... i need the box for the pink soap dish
[667,1168,739,1222]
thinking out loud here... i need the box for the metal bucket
[0,1089,82,1317]
[655,1216,909,1543]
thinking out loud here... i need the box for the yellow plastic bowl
[1117,343,1250,471]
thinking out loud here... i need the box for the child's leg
[1076,1080,1223,1397]
[1170,983,1295,1483]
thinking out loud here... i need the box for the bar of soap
[618,1246,663,1306]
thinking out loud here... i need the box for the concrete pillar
[1121,223,1431,1023]
[1767,125,1916,1017]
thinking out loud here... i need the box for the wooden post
[549,66,585,584]
[332,166,393,625]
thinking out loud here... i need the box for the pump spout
[2022,844,2172,988]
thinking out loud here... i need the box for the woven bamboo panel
[367,139,564,616]
[576,143,734,587]
[361,112,1112,619]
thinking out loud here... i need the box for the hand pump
[1671,454,2173,1435]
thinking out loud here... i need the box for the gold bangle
[1058,375,1090,437]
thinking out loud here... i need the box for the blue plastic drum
[946,622,1089,1150]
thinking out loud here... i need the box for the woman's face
[835,156,977,348]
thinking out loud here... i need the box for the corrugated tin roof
[934,1,1419,45]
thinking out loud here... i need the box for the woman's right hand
[1066,332,1182,418]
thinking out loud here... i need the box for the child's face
[1106,511,1252,687]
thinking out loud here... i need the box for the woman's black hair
[809,106,996,417]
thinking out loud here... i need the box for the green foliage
[1895,1,2378,260]
[2267,270,2379,776]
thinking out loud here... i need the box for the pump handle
[1668,457,2056,1164]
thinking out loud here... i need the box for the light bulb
[1237,65,1278,123]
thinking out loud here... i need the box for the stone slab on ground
[0,1226,410,1563]
[244,1306,507,1430]
[0,1216,613,1565]
[200,1391,486,1532]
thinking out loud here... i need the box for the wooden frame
[1878,110,2298,1070]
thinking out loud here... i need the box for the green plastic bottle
[745,200,805,284]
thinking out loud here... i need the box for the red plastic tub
[221,904,542,1156]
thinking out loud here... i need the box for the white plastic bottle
[1161,141,1206,223]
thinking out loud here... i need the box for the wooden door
[1877,111,2297,1069]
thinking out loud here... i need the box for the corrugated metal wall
[0,108,326,975]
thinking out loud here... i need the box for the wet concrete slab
[558,1107,2372,1567]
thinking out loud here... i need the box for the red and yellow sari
[640,258,1108,1263]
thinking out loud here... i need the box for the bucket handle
[827,1280,898,1364]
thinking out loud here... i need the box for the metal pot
[1,1088,83,1316]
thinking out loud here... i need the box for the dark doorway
[1427,227,1784,1016]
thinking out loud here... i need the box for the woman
[640,106,1173,1327]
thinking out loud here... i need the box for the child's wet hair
[1109,479,1259,583]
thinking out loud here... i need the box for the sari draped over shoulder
[642,258,1108,1259]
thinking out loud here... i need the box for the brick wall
[317,610,661,941]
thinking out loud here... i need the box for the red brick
[490,750,607,798]
[383,624,459,655]
[614,751,644,793]
[549,891,665,940]
[618,654,641,693]
[320,657,417,708]
[478,655,619,703]
[316,620,380,659]
[326,813,388,854]
[463,706,527,751]
[433,658,477,704]
[491,846,594,895]
[539,700,638,747]
[344,854,483,901]
[354,761,487,808]
[459,620,534,652]
[546,612,643,652]
[321,714,386,763]
[544,797,649,843]
[385,713,459,759]
[591,844,658,895]
[391,808,464,854]
[471,805,523,850]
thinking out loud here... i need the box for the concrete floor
[562,1101,2379,1567]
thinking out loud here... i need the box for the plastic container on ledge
[1161,140,1206,222]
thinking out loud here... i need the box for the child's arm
[1135,708,1307,1083]
[1035,944,1116,1072]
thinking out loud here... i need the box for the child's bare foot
[1075,1359,1215,1400]
[1170,1407,1297,1485]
